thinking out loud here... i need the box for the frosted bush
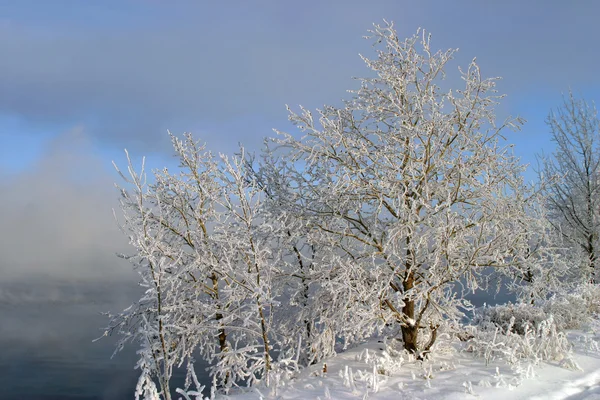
[544,283,600,330]
[467,315,577,369]
[472,303,548,335]
[474,284,600,334]
[465,286,600,371]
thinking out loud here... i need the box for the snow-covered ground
[222,331,600,400]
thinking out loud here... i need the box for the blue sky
[1,1,599,281]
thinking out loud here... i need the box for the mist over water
[0,130,217,399]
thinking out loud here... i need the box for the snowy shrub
[474,284,600,335]
[544,283,600,330]
[466,315,577,369]
[472,303,549,335]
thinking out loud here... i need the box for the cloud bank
[0,128,133,283]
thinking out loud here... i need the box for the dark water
[0,281,211,400]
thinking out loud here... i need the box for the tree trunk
[217,323,227,353]
[210,273,228,353]
[210,272,229,387]
[525,268,536,305]
[401,307,418,354]
[400,270,418,354]
[589,242,597,284]
[586,232,597,284]
[257,302,272,372]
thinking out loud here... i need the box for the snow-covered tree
[103,22,577,399]
[105,137,230,399]
[538,92,600,283]
[106,134,300,397]
[505,195,573,304]
[249,149,340,365]
[266,22,541,356]
[206,149,286,389]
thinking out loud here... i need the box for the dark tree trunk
[589,245,596,284]
[211,272,229,386]
[211,273,228,353]
[401,311,418,354]
[217,324,227,353]
[586,234,597,284]
[400,270,418,354]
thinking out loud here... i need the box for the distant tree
[506,198,572,304]
[265,22,542,357]
[538,92,600,283]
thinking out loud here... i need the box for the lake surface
[0,281,211,400]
